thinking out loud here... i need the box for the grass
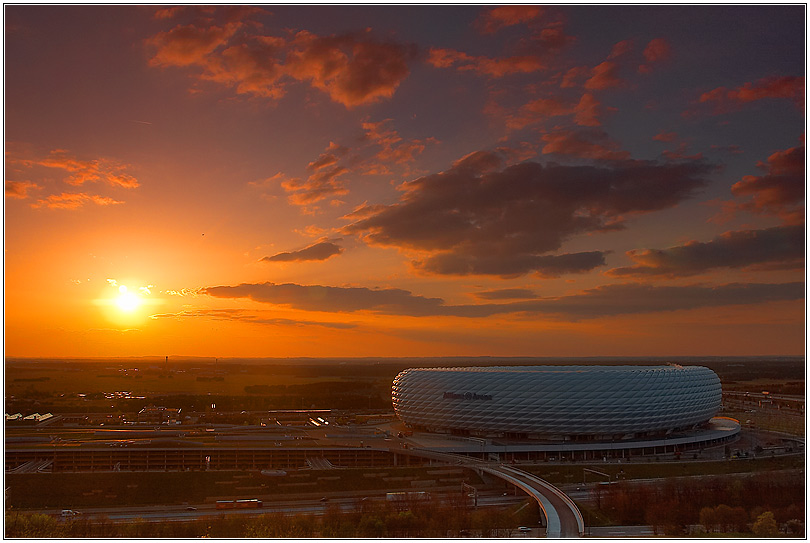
[521,455,804,484]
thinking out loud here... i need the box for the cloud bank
[344,150,714,277]
[608,224,804,278]
[204,280,803,319]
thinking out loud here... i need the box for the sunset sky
[4,5,805,358]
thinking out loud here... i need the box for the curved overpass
[485,464,583,538]
[393,447,584,538]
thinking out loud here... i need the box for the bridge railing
[498,464,585,536]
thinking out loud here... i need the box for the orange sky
[4,6,805,358]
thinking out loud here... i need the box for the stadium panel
[392,366,722,439]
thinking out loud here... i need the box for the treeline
[593,471,804,536]
[6,497,539,538]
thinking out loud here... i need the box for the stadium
[392,365,731,445]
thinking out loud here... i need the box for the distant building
[17,413,53,424]
[393,365,722,440]
[137,405,181,424]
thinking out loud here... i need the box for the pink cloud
[361,119,438,173]
[505,93,607,130]
[153,6,184,20]
[31,192,124,210]
[573,93,605,127]
[427,47,544,78]
[584,61,623,90]
[148,12,416,108]
[728,143,805,224]
[532,22,576,50]
[285,31,416,108]
[561,66,589,88]
[638,38,671,73]
[281,165,350,206]
[653,131,678,142]
[476,5,544,34]
[148,22,242,68]
[37,150,139,188]
[697,76,804,114]
[608,39,634,59]
[541,128,630,161]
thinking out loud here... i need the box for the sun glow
[115,285,141,312]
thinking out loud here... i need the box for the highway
[38,491,526,524]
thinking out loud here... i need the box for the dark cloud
[473,288,539,300]
[507,281,803,319]
[414,250,607,278]
[204,280,803,320]
[607,225,804,278]
[5,180,39,199]
[262,240,344,262]
[150,308,356,329]
[204,282,446,316]
[344,149,712,277]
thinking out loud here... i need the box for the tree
[357,514,385,537]
[714,504,734,532]
[730,506,749,533]
[752,511,778,537]
[699,506,717,533]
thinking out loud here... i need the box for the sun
[115,285,141,312]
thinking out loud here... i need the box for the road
[478,465,583,538]
[586,525,655,537]
[37,492,526,524]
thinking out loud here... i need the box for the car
[185,506,197,511]
[518,526,532,533]
[320,497,329,502]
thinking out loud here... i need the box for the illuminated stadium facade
[392,365,723,440]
